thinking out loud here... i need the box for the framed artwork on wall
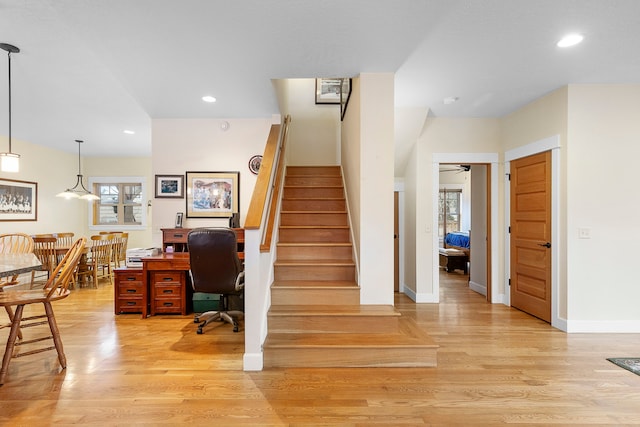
[315,78,342,104]
[0,178,37,221]
[185,171,239,218]
[155,174,184,198]
[340,78,352,121]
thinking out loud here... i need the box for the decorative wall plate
[248,155,262,175]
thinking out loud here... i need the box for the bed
[444,231,470,251]
[440,231,470,273]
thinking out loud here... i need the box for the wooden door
[510,151,552,322]
[394,191,399,292]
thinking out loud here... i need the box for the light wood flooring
[1,272,639,425]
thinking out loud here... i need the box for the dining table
[0,253,43,280]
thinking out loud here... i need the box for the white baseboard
[468,280,486,296]
[243,352,264,371]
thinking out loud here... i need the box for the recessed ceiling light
[202,95,217,103]
[443,96,459,105]
[123,130,135,135]
[557,33,584,48]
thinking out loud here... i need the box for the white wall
[469,165,487,295]
[151,118,274,247]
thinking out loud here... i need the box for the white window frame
[88,176,147,231]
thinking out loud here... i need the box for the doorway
[432,153,499,304]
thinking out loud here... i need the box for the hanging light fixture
[56,140,100,201]
[0,43,20,173]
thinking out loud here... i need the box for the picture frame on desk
[0,178,37,221]
[155,174,184,198]
[185,171,239,218]
[175,212,183,228]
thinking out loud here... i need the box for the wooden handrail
[245,116,291,253]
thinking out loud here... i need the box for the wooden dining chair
[0,233,35,341]
[79,235,114,287]
[30,236,58,289]
[0,237,86,385]
[55,232,74,247]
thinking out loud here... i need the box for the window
[438,188,461,239]
[89,177,146,230]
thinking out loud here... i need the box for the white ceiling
[1,0,640,157]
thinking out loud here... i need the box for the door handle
[538,242,551,248]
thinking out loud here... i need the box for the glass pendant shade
[56,140,99,201]
[0,152,19,172]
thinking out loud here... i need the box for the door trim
[432,153,499,303]
[505,134,565,331]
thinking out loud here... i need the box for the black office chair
[188,228,245,333]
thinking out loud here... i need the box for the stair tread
[274,259,355,266]
[277,242,352,247]
[283,197,345,200]
[269,305,401,317]
[272,280,358,288]
[264,332,438,348]
[281,210,347,214]
[280,225,349,229]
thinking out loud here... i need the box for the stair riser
[281,199,346,211]
[284,176,343,186]
[277,245,352,261]
[263,347,437,368]
[271,288,360,305]
[274,265,355,281]
[268,316,400,334]
[283,187,344,199]
[286,166,341,176]
[279,228,350,243]
[280,212,348,226]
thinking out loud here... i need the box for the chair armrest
[235,271,245,291]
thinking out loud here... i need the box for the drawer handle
[163,302,173,307]
[162,277,173,281]
[126,289,136,293]
[163,289,173,294]
[126,277,136,281]
[126,301,135,306]
[174,234,183,238]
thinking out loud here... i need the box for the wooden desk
[0,253,42,279]
[114,254,192,318]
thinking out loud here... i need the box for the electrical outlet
[578,227,591,239]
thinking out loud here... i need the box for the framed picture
[186,171,239,218]
[175,212,183,228]
[155,174,184,198]
[340,78,352,121]
[0,178,37,221]
[315,78,341,104]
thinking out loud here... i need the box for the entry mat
[607,358,640,376]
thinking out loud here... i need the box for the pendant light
[0,43,20,173]
[56,140,100,201]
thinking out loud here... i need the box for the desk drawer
[153,297,182,313]
[162,229,189,243]
[116,297,145,313]
[118,281,145,296]
[151,271,183,284]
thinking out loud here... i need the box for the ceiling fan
[439,164,471,173]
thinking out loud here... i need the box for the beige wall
[565,84,640,328]
[276,78,340,166]
[0,138,144,242]
[407,117,500,301]
[151,118,274,247]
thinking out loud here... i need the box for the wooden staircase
[263,166,438,368]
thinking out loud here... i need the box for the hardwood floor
[1,272,639,425]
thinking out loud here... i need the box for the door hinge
[508,278,511,287]
[508,226,511,233]
[506,173,511,181]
